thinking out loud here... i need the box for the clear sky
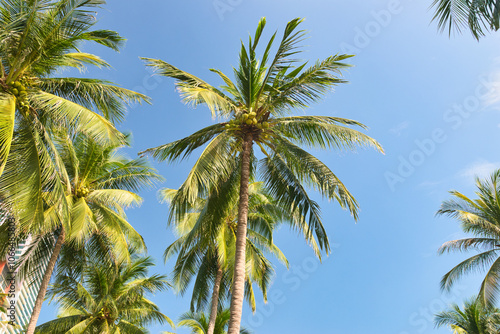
[37,0,500,333]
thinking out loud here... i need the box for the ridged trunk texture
[26,228,65,334]
[227,133,252,334]
[207,263,223,334]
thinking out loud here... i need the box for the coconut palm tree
[0,0,149,230]
[438,169,500,306]
[140,17,383,334]
[173,309,250,334]
[34,250,174,334]
[434,298,500,333]
[431,0,500,39]
[163,182,291,334]
[13,132,163,334]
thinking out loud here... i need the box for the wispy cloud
[459,159,500,181]
[483,60,500,109]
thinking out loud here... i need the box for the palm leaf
[0,94,15,176]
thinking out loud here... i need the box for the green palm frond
[38,251,172,334]
[139,123,227,163]
[266,55,353,112]
[0,115,68,232]
[142,57,238,118]
[260,153,328,254]
[434,297,500,333]
[31,91,125,144]
[39,77,150,123]
[177,309,250,334]
[431,0,500,39]
[273,116,382,151]
[439,169,500,305]
[441,250,498,292]
[0,94,15,175]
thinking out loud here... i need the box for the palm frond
[39,77,151,123]
[142,57,237,118]
[0,94,15,176]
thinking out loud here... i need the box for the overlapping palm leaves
[13,132,162,259]
[438,170,500,306]
[431,0,500,39]
[162,182,289,321]
[434,298,500,333]
[35,251,174,334]
[140,17,383,333]
[15,132,163,333]
[0,0,149,230]
[172,309,250,334]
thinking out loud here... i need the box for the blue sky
[36,0,500,333]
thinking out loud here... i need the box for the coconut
[263,122,269,128]
[245,119,252,125]
[11,88,18,96]
[252,118,258,125]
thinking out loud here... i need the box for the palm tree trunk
[227,132,253,334]
[207,263,223,334]
[26,228,65,334]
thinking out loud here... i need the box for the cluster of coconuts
[9,80,29,113]
[75,186,90,198]
[224,110,272,140]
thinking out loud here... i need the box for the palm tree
[438,169,500,306]
[431,0,500,39]
[34,250,174,334]
[140,17,383,333]
[173,309,250,334]
[434,298,500,333]
[14,132,163,334]
[0,0,149,230]
[163,182,290,334]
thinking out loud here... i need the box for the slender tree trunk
[207,263,223,334]
[227,133,253,334]
[26,228,65,334]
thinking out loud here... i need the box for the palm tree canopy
[35,251,174,334]
[431,0,500,39]
[434,297,500,334]
[162,182,290,313]
[0,0,150,230]
[141,17,383,255]
[0,132,163,281]
[173,309,250,334]
[438,169,500,306]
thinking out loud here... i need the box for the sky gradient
[36,1,500,333]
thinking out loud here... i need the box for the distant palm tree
[431,0,500,39]
[163,182,290,334]
[35,251,173,334]
[15,132,163,334]
[0,0,149,230]
[438,169,500,306]
[140,17,382,333]
[434,298,500,333]
[172,309,250,334]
